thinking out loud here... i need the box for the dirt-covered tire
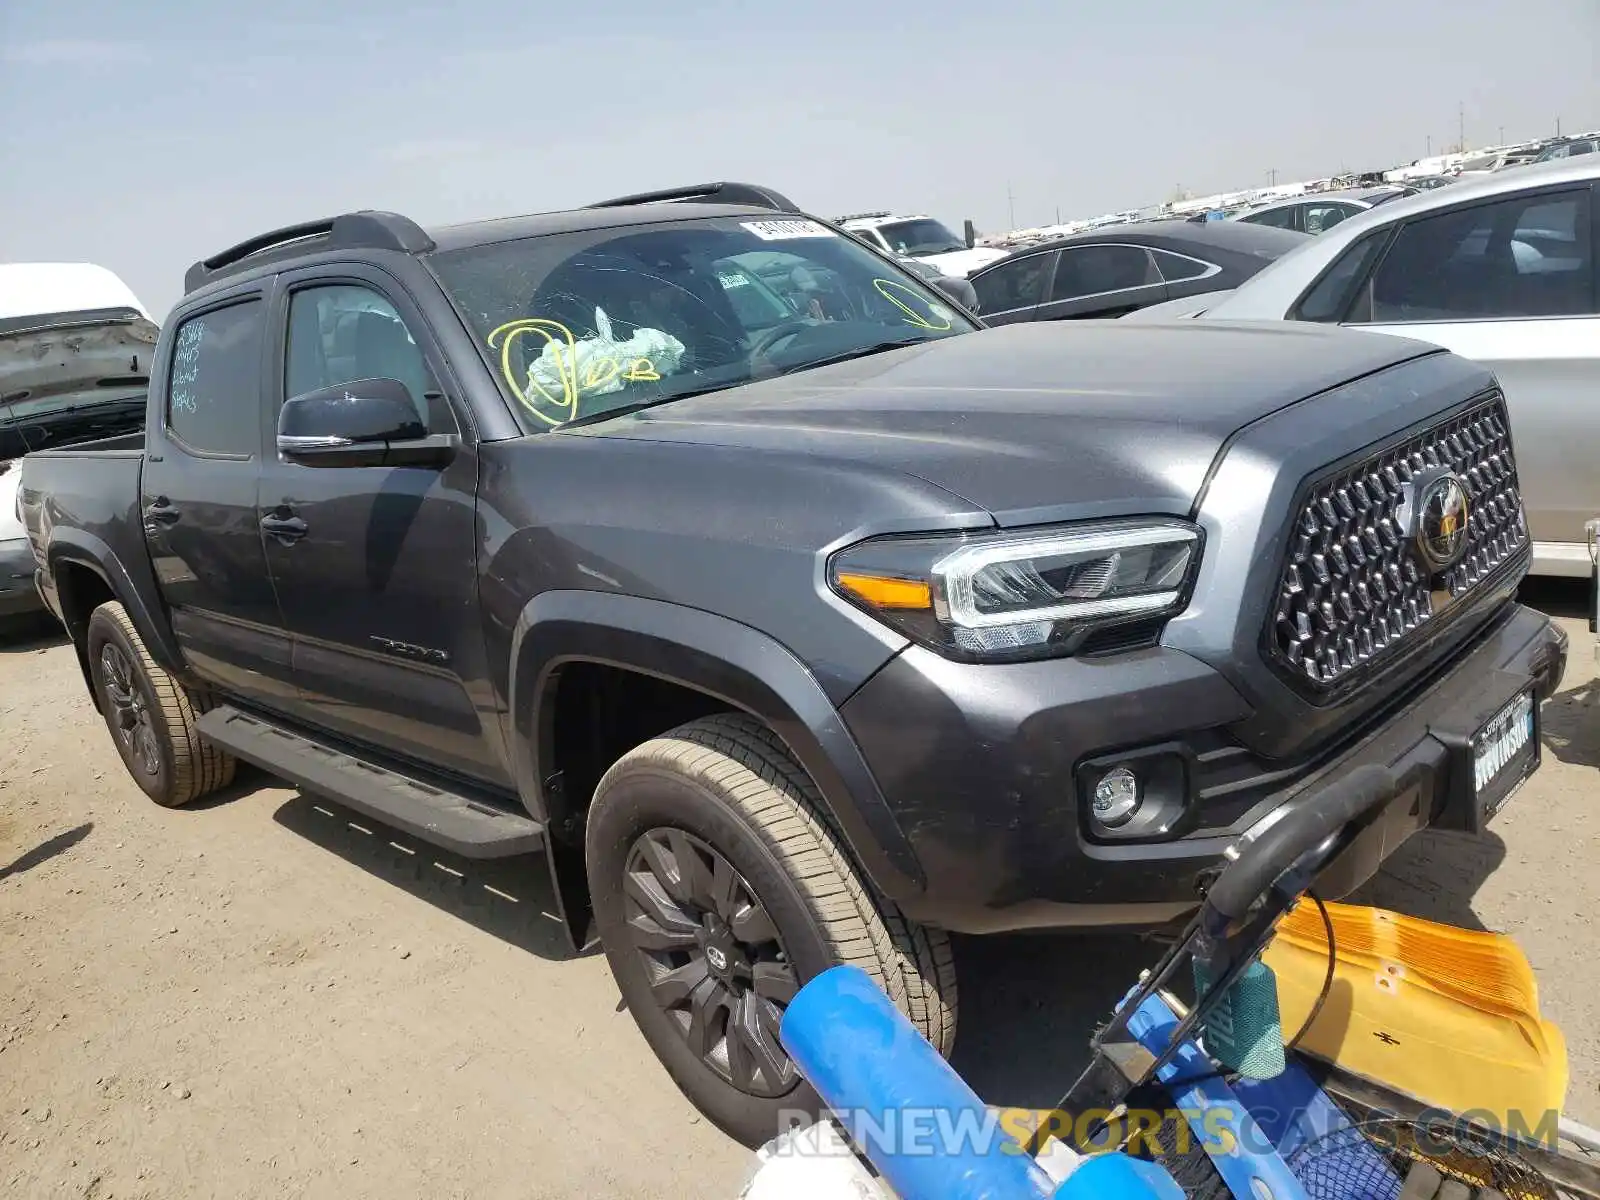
[84,601,236,808]
[585,712,957,1148]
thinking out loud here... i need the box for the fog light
[1092,767,1141,827]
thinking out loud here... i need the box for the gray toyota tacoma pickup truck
[16,182,1568,1145]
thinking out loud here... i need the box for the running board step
[197,705,544,859]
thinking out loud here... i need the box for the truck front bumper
[0,539,43,619]
[839,602,1567,935]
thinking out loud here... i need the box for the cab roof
[182,182,805,296]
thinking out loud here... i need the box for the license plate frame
[1470,689,1539,825]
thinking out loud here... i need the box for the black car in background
[968,220,1309,325]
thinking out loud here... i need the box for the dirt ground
[2,584,1596,1200]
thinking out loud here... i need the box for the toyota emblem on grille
[1405,470,1471,572]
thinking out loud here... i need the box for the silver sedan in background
[1229,184,1417,234]
[1127,156,1600,580]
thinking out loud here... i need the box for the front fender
[508,590,925,901]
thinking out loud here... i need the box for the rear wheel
[85,601,236,808]
[585,713,957,1148]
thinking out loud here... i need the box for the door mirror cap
[276,378,456,468]
[930,273,979,313]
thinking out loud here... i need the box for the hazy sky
[3,0,1596,317]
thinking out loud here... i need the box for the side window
[971,254,1053,312]
[1304,203,1357,235]
[285,284,450,431]
[166,299,265,457]
[1051,245,1159,300]
[1241,205,1297,230]
[1148,248,1214,283]
[1292,229,1391,323]
[1363,189,1594,323]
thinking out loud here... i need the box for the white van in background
[1,263,156,623]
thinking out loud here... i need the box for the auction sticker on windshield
[741,219,837,241]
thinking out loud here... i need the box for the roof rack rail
[834,211,893,222]
[183,210,435,295]
[586,182,801,214]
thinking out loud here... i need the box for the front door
[141,292,297,709]
[968,251,1056,325]
[256,269,511,787]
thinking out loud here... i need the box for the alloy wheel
[622,827,802,1098]
[99,643,159,777]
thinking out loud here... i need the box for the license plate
[1472,690,1537,820]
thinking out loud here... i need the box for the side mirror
[963,219,977,249]
[930,274,975,310]
[276,377,458,468]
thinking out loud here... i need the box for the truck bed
[27,430,145,456]
[17,442,156,643]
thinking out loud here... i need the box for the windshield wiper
[0,395,146,426]
[774,338,931,376]
[557,382,744,430]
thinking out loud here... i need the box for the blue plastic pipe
[1053,1153,1187,1200]
[779,964,1060,1200]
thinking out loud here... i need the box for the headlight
[828,519,1202,662]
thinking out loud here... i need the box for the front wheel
[585,713,957,1148]
[85,601,236,808]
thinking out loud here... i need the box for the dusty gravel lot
[2,584,1596,1199]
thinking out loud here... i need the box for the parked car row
[1230,184,1418,235]
[1,263,159,623]
[1127,154,1600,581]
[966,219,1308,324]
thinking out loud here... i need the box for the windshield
[429,215,976,430]
[0,383,146,458]
[0,384,146,424]
[873,218,968,257]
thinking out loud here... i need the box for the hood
[1,308,159,409]
[913,246,1009,277]
[1,309,155,460]
[579,321,1443,526]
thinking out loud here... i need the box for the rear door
[141,292,297,707]
[1334,180,1600,573]
[968,250,1056,325]
[1033,243,1167,319]
[255,265,511,786]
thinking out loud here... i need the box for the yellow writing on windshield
[873,278,954,331]
[583,356,621,391]
[486,318,659,427]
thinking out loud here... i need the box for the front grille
[1268,395,1527,689]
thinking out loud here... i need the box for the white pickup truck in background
[836,211,1007,278]
[1,262,155,625]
